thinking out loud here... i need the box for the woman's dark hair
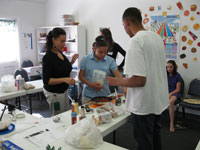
[122,7,142,25]
[95,35,107,48]
[167,60,177,76]
[92,42,96,49]
[46,27,66,50]
[100,28,113,52]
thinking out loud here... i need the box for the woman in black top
[100,28,126,71]
[42,27,78,116]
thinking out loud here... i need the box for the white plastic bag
[65,118,103,149]
[93,70,106,86]
[0,75,17,92]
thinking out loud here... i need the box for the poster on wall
[22,33,33,50]
[150,15,180,60]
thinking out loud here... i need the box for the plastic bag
[0,75,17,92]
[65,118,103,149]
[93,70,106,86]
[92,111,112,126]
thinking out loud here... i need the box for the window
[0,18,19,63]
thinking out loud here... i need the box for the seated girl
[167,60,182,132]
[79,36,126,104]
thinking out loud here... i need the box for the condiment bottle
[71,100,79,115]
[79,106,86,120]
[115,97,121,106]
[71,112,77,125]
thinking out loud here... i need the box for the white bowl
[0,114,12,130]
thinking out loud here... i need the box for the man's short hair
[122,7,142,25]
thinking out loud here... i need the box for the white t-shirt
[124,30,169,115]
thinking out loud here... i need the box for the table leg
[15,97,21,110]
[29,95,32,114]
[18,97,21,110]
[113,130,116,144]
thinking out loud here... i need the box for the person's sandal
[175,124,186,130]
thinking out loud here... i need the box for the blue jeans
[131,113,162,150]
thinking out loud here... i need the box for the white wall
[45,0,200,91]
[45,0,200,115]
[0,0,45,77]
[1,0,199,114]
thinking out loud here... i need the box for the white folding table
[196,140,200,150]
[25,79,43,114]
[0,87,26,110]
[0,103,129,150]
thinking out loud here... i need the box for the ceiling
[10,0,48,3]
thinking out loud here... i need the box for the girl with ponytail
[79,35,126,104]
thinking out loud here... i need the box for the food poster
[142,2,200,72]
[150,15,180,60]
[178,3,200,70]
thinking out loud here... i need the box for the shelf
[72,69,79,72]
[39,52,46,55]
[63,52,74,57]
[65,41,76,44]
[39,52,77,57]
[38,41,75,44]
[38,40,46,44]
[37,25,86,70]
[37,25,78,29]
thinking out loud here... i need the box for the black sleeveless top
[42,50,72,93]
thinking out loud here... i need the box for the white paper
[25,129,63,147]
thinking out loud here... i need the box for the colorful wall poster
[22,33,33,50]
[150,15,180,60]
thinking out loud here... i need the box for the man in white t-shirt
[107,7,169,150]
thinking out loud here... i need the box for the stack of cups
[15,75,25,91]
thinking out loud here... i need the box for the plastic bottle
[79,106,86,120]
[71,112,77,125]
[115,97,121,106]
[15,75,25,91]
[71,100,79,115]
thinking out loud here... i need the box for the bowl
[0,114,12,131]
[91,96,112,102]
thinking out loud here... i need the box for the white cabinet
[37,25,86,78]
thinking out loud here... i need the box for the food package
[96,103,125,118]
[92,112,112,126]
[23,83,35,90]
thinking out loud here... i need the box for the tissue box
[2,140,24,150]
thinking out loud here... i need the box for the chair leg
[38,92,42,103]
[15,98,18,106]
[24,95,28,105]
[175,104,179,124]
[182,107,185,120]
